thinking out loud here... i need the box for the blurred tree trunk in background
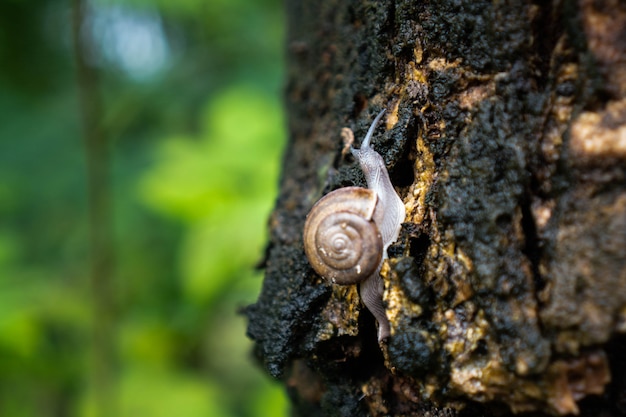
[73,1,117,416]
[247,1,626,416]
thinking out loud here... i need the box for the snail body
[303,109,405,341]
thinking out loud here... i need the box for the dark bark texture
[246,0,626,415]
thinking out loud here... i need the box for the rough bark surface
[246,1,626,416]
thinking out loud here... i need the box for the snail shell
[303,187,383,285]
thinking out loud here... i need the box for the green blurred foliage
[0,0,287,416]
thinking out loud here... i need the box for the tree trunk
[246,1,626,415]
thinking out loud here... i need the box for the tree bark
[246,1,626,415]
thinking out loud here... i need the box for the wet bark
[246,1,626,416]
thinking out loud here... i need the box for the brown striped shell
[303,187,383,285]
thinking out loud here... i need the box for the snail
[303,109,405,340]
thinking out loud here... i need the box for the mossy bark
[246,1,626,415]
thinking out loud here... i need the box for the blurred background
[0,0,287,416]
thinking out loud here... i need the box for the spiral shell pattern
[303,187,383,285]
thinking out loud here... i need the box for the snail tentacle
[361,107,387,148]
